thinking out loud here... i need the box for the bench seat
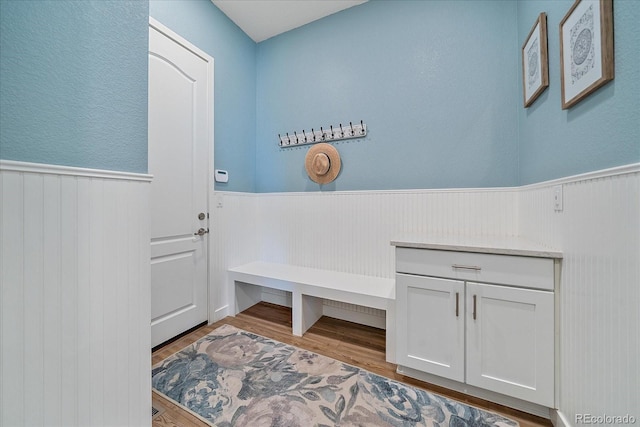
[228,261,396,362]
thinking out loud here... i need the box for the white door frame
[149,17,214,327]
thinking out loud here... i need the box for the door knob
[198,212,206,220]
[194,228,209,236]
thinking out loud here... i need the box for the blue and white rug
[152,324,518,426]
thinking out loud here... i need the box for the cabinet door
[466,282,554,407]
[396,274,465,382]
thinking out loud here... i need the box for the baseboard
[261,288,292,307]
[212,304,230,322]
[259,288,385,329]
[322,304,386,329]
[551,410,572,427]
[396,365,552,419]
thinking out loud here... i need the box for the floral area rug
[152,324,518,427]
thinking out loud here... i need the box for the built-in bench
[228,261,396,362]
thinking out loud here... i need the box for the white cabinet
[395,246,558,408]
[396,274,465,381]
[465,281,554,406]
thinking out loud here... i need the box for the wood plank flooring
[152,302,551,427]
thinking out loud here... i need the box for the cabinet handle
[455,292,459,317]
[473,295,477,320]
[452,264,481,272]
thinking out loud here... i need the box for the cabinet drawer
[396,247,554,290]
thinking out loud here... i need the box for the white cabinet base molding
[396,365,552,419]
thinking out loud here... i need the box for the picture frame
[559,0,614,109]
[522,13,549,108]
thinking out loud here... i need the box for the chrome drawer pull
[452,264,482,272]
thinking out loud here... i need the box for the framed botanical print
[559,0,614,109]
[522,13,549,108]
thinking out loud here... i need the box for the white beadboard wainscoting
[213,163,639,424]
[0,161,152,427]
[212,188,520,325]
[518,165,640,426]
[210,192,259,323]
[3,157,635,426]
[255,189,519,277]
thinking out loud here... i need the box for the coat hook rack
[279,120,367,147]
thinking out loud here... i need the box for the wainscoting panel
[0,161,152,427]
[255,189,519,279]
[214,189,519,321]
[519,166,640,423]
[210,192,258,322]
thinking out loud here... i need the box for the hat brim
[305,143,341,184]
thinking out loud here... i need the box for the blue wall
[255,0,520,192]
[0,0,149,173]
[2,0,637,187]
[150,0,257,192]
[517,0,640,184]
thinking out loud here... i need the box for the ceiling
[211,0,368,43]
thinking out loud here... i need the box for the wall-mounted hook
[278,120,366,148]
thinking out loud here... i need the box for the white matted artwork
[560,0,614,109]
[522,12,549,108]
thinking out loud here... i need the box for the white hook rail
[278,121,367,147]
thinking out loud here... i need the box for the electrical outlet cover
[553,185,563,212]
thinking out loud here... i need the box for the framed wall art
[522,12,549,108]
[559,0,614,109]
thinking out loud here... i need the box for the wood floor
[151,302,551,427]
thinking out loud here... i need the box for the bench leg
[235,281,263,314]
[293,292,323,336]
[385,303,396,363]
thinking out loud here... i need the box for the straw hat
[305,143,341,184]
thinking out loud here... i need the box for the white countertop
[391,234,563,259]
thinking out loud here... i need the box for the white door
[396,273,465,382]
[148,19,213,347]
[465,282,554,407]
